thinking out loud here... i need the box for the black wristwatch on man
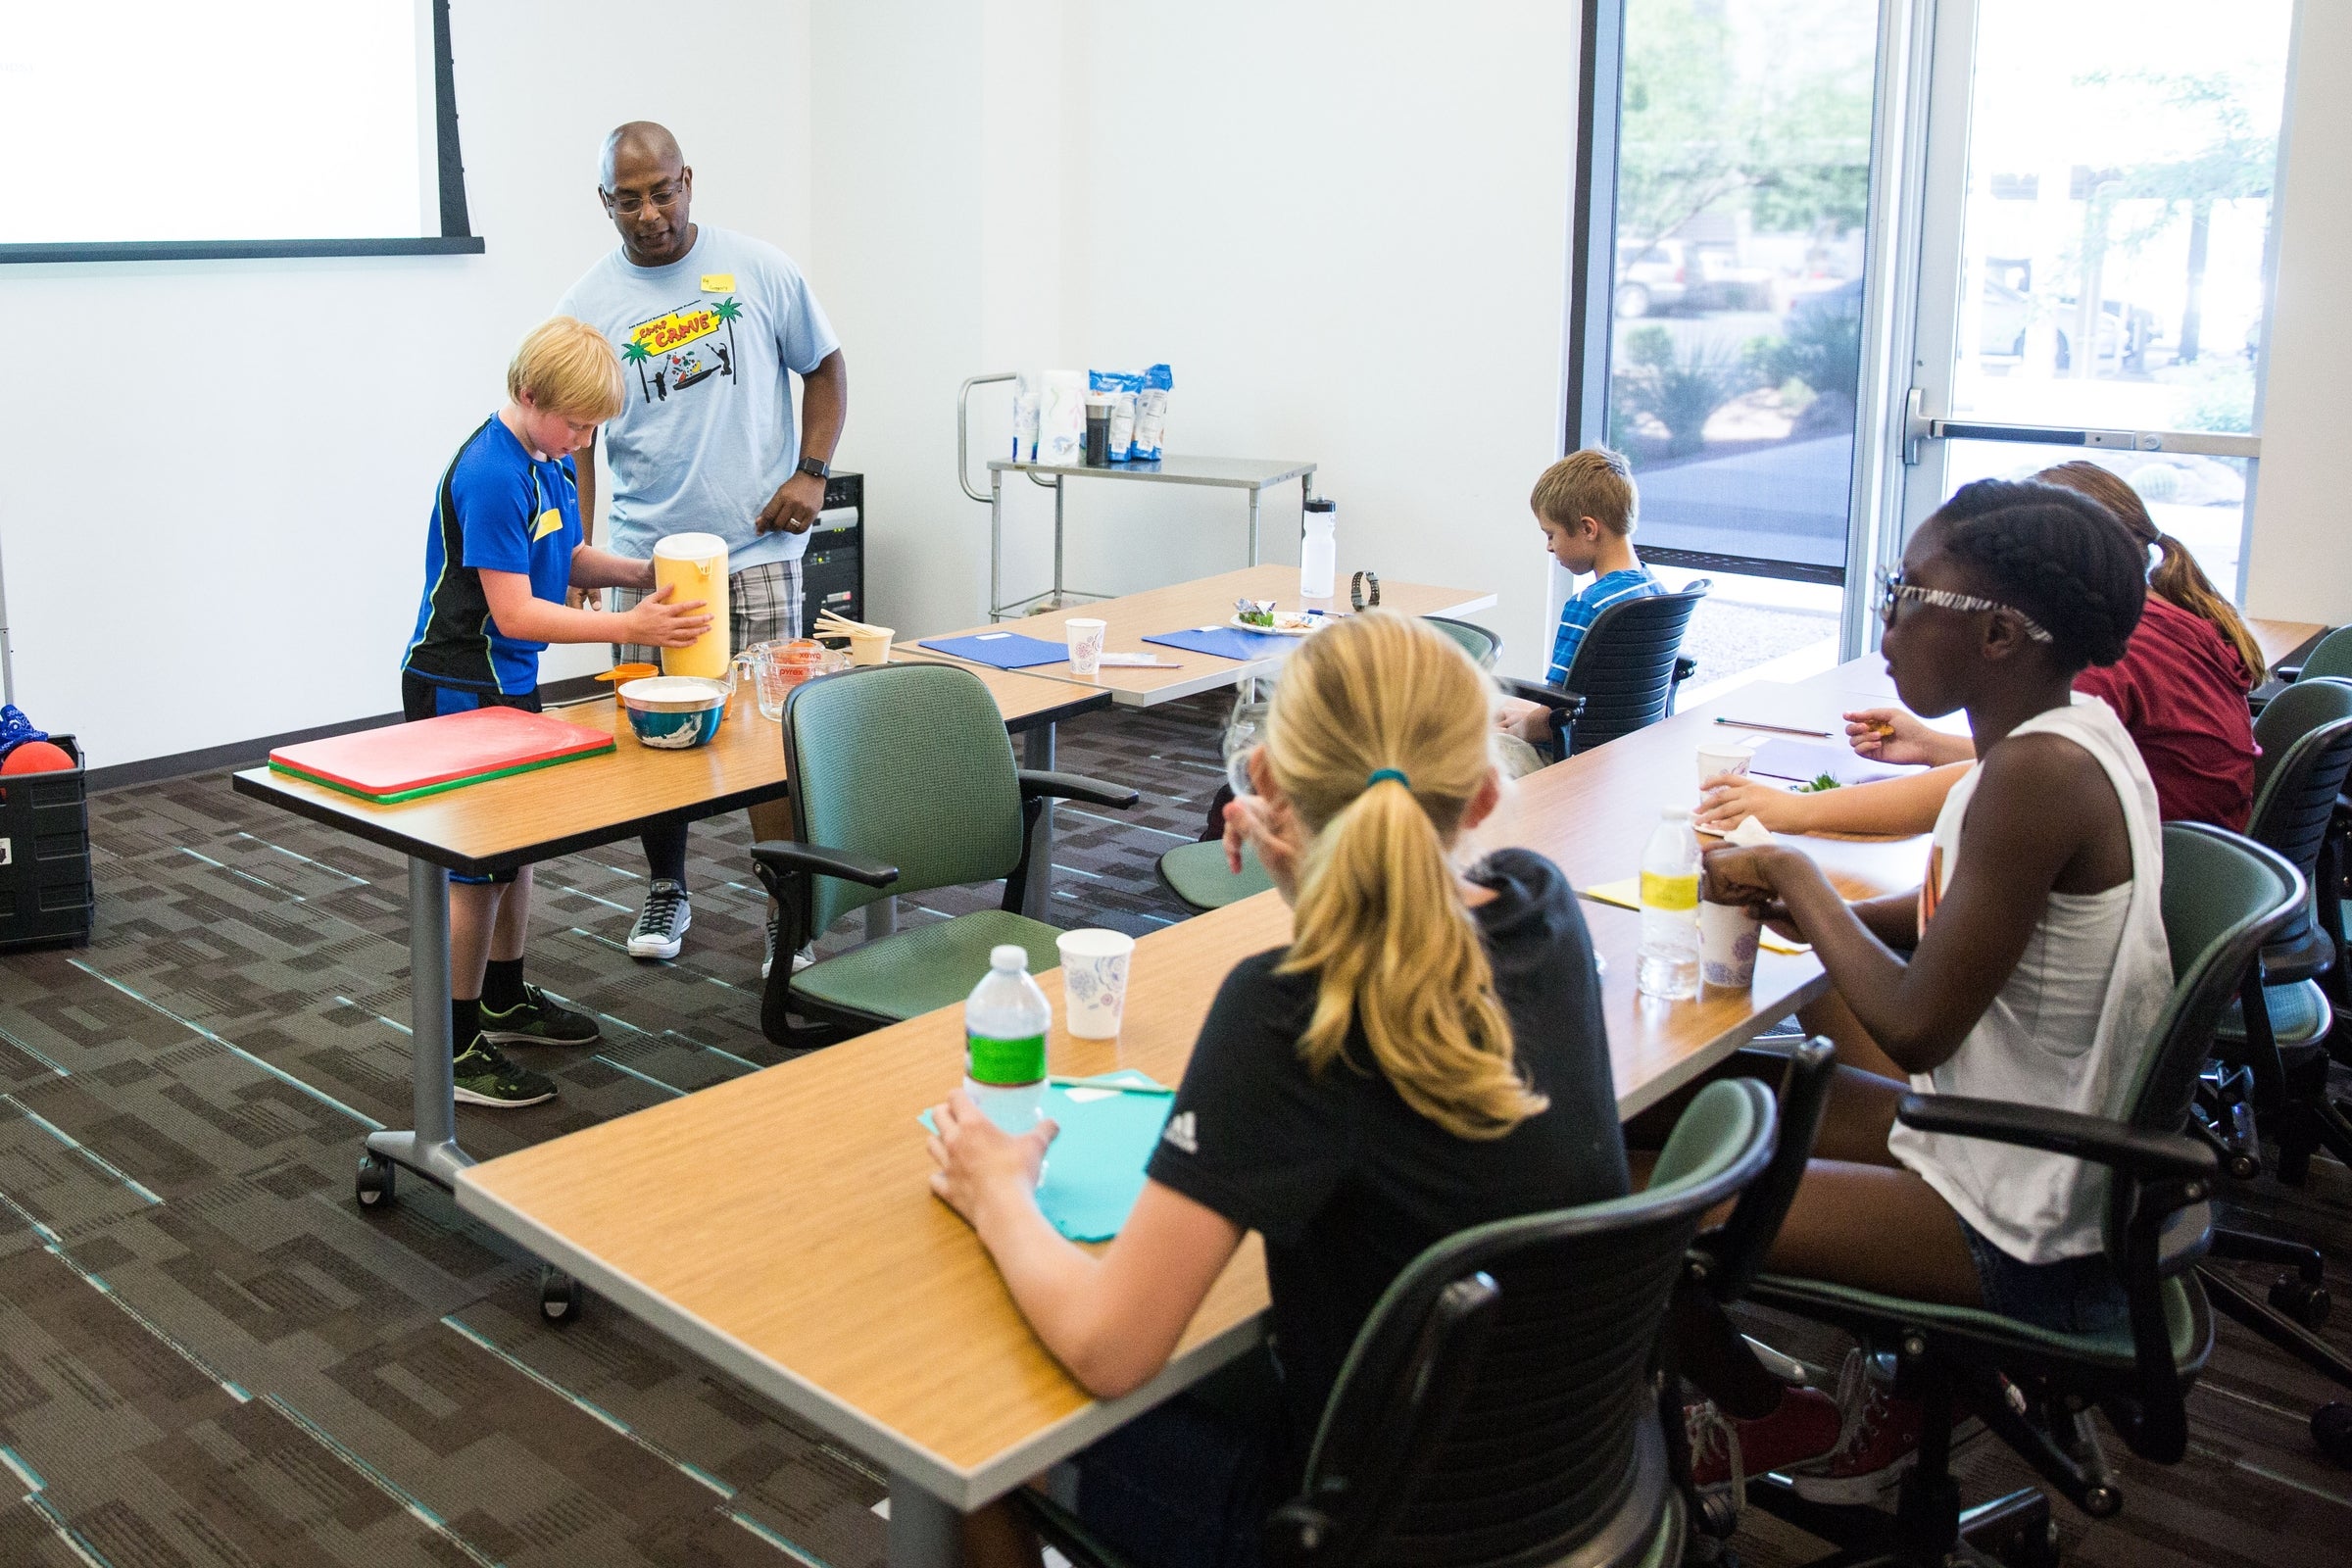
[796,456,830,481]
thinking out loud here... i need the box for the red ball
[0,741,74,773]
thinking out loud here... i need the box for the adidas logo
[1161,1110,1198,1155]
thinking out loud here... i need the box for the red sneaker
[1685,1383,1843,1491]
[1785,1348,1984,1504]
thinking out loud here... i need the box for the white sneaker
[760,906,814,979]
[628,880,692,959]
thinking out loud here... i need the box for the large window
[0,0,478,262]
[1573,0,1886,586]
[1902,0,2292,600]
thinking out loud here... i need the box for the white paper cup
[1057,927,1135,1039]
[1699,900,1763,989]
[848,625,894,666]
[1695,739,1753,788]
[1066,617,1108,677]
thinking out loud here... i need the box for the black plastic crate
[0,734,93,951]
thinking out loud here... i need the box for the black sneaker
[479,984,600,1046]
[628,879,692,959]
[452,1037,558,1108]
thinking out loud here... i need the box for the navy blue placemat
[1143,625,1301,662]
[918,632,1070,669]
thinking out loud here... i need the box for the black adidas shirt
[1145,848,1628,1438]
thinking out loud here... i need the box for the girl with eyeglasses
[1676,481,2168,1494]
[1697,466,2259,836]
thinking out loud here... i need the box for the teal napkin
[921,1070,1174,1242]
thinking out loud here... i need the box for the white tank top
[1886,696,2171,1264]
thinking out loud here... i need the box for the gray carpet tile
[0,689,2347,1567]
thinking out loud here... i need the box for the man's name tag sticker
[700,273,736,292]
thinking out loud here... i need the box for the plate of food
[1230,601,1336,636]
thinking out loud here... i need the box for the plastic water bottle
[964,945,1051,1135]
[1300,498,1338,601]
[1638,807,1701,1000]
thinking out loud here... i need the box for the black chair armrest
[1673,656,1698,682]
[1700,1040,1836,1301]
[1497,678,1587,716]
[1894,1095,2216,1184]
[1017,770,1140,809]
[749,839,900,889]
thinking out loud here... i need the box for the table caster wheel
[2270,1273,2331,1331]
[539,1265,583,1326]
[356,1152,397,1210]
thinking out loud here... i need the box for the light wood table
[906,564,1499,709]
[229,670,1113,1204]
[454,655,1925,1562]
[2252,617,2328,673]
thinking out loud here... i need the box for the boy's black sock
[450,998,481,1055]
[641,820,690,887]
[482,958,527,1013]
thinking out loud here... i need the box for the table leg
[1023,722,1056,915]
[887,1475,963,1567]
[1247,486,1262,568]
[990,467,1004,621]
[365,857,474,1189]
[1052,476,1066,611]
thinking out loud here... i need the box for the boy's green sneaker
[452,1037,558,1108]
[478,985,600,1046]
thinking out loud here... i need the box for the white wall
[0,0,812,767]
[817,0,1581,672]
[2242,0,2352,625]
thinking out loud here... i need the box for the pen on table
[1713,716,1835,739]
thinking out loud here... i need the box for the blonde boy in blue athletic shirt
[401,317,710,1107]
[1496,447,1663,747]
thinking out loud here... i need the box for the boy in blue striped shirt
[1499,447,1662,746]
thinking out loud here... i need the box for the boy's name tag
[701,272,736,292]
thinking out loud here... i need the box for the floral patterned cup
[1056,928,1136,1039]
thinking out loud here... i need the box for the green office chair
[1155,838,1277,913]
[751,662,1138,1050]
[2290,625,2352,684]
[1422,614,1502,670]
[1731,823,2300,1567]
[1021,1077,1779,1568]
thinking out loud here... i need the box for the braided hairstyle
[1926,480,2146,672]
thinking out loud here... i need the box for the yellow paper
[531,508,564,541]
[700,272,736,292]
[1578,878,1810,955]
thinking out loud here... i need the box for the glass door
[1901,0,2294,598]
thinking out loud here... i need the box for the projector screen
[0,0,477,261]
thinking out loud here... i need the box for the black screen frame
[0,0,483,265]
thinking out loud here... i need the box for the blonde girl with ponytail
[929,611,1628,1568]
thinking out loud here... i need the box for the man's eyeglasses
[1876,566,2053,645]
[605,183,684,217]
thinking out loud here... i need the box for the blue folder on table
[919,1070,1174,1241]
[918,632,1070,670]
[1143,625,1300,662]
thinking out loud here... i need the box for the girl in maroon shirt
[1698,464,2261,833]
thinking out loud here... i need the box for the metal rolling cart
[958,371,1316,619]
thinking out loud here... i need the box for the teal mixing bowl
[617,676,729,750]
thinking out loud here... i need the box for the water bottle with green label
[1638,807,1701,1000]
[964,944,1051,1135]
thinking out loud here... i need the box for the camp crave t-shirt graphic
[623,297,744,404]
[557,223,840,567]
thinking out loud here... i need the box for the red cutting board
[269,706,615,804]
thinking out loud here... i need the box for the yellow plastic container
[652,532,731,679]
